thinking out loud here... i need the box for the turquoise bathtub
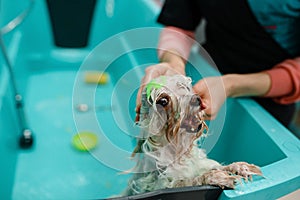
[0,0,299,199]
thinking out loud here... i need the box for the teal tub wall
[0,0,26,197]
[0,0,161,199]
[10,0,162,98]
[0,55,19,199]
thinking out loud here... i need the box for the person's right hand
[193,76,227,120]
[135,62,185,111]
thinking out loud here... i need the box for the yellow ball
[84,71,109,84]
[72,132,98,151]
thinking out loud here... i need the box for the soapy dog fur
[123,75,262,196]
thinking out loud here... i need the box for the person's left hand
[193,76,227,120]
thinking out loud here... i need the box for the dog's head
[136,75,207,156]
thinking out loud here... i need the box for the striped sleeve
[157,26,195,61]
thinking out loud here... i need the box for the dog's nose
[190,94,202,107]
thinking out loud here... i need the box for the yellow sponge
[72,131,98,151]
[84,71,109,84]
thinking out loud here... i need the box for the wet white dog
[123,75,262,196]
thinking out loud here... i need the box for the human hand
[193,76,227,120]
[136,62,185,109]
[193,73,273,120]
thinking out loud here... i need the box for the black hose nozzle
[19,129,34,148]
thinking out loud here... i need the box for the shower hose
[0,0,35,148]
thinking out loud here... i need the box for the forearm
[223,57,300,103]
[160,50,186,74]
[157,26,195,74]
[222,73,271,98]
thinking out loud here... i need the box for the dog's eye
[156,97,169,107]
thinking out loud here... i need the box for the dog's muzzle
[180,94,204,133]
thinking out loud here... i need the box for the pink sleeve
[157,26,195,61]
[264,57,300,104]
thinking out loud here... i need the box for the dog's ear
[135,104,141,124]
[148,110,168,135]
[138,93,170,136]
[135,92,151,126]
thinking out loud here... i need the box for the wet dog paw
[221,161,262,182]
[193,169,241,189]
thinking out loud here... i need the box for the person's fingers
[135,62,184,117]
[143,67,157,85]
[193,79,207,95]
[193,80,209,108]
[202,112,212,120]
[135,64,169,106]
[193,79,215,120]
[201,100,214,120]
[135,69,157,105]
[194,76,227,121]
[203,110,216,120]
